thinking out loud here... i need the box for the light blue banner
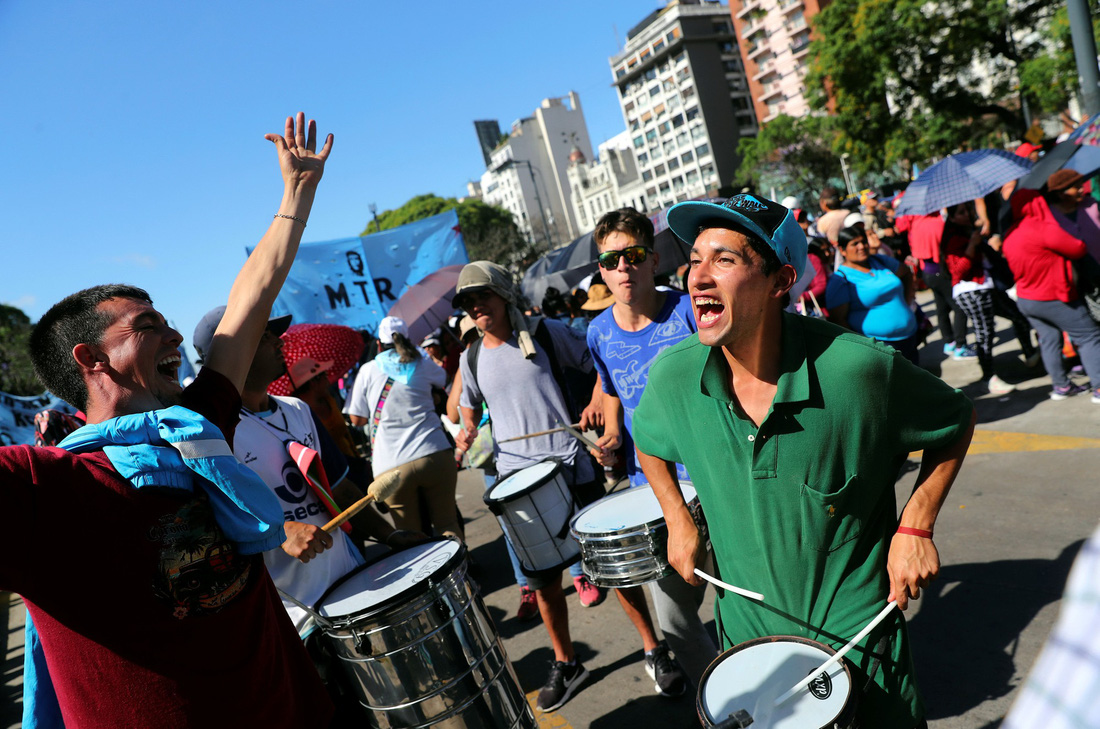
[251,209,468,333]
[0,391,77,446]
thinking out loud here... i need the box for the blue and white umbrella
[1018,116,1100,189]
[895,149,1034,217]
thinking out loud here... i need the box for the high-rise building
[473,120,502,168]
[478,92,594,249]
[730,0,830,124]
[610,0,757,212]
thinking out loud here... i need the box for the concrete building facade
[610,0,756,212]
[478,92,594,249]
[566,131,649,234]
[731,0,830,124]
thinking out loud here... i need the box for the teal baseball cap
[667,193,808,277]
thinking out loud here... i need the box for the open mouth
[157,354,182,381]
[693,296,724,326]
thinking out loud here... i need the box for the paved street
[5,290,1100,727]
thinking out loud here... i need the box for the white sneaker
[988,375,1015,395]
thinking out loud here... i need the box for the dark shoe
[644,643,687,698]
[1051,382,1090,400]
[517,586,539,621]
[573,575,606,607]
[536,659,589,712]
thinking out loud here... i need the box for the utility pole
[1068,0,1100,116]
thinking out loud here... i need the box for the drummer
[585,207,719,688]
[633,194,975,728]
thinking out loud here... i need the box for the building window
[668,157,680,171]
[681,151,694,164]
[712,21,731,34]
[641,111,653,123]
[641,48,652,62]
[645,129,658,142]
[673,175,685,190]
[676,67,691,82]
[637,151,649,165]
[658,121,671,134]
[672,113,684,128]
[686,107,700,121]
[673,51,686,65]
[666,27,681,43]
[653,38,665,53]
[696,143,710,158]
[691,124,706,140]
[616,67,626,79]
[686,169,700,184]
[664,140,677,154]
[733,97,751,111]
[631,120,641,131]
[702,163,716,181]
[659,181,671,194]
[682,86,696,100]
[649,85,661,97]
[642,170,654,182]
[654,164,666,177]
[633,136,645,149]
[721,41,735,53]
[651,145,663,159]
[668,94,681,110]
[644,68,657,81]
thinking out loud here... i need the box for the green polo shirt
[634,313,972,726]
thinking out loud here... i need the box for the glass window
[649,85,661,97]
[633,136,645,149]
[696,143,710,158]
[686,169,700,183]
[646,129,658,142]
[654,164,666,177]
[682,86,695,100]
[691,125,706,140]
[686,107,700,121]
[667,157,680,170]
[681,151,694,163]
[676,67,691,82]
[630,120,641,131]
[642,170,653,182]
[659,181,671,193]
[637,152,649,165]
[672,113,684,128]
[668,95,681,110]
[702,164,716,180]
[658,121,671,134]
[644,68,657,81]
[651,145,663,159]
[664,140,676,154]
[653,38,665,52]
[673,175,685,190]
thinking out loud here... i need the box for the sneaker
[1092,388,1100,404]
[1024,351,1042,369]
[573,575,606,608]
[952,345,978,360]
[517,586,539,621]
[536,659,589,712]
[943,342,956,355]
[1071,364,1087,376]
[1050,382,1090,400]
[644,643,687,698]
[987,375,1015,396]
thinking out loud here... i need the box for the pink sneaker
[517,586,539,621]
[573,575,606,608]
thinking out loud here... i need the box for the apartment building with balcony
[610,0,757,212]
[566,131,648,234]
[732,0,830,124]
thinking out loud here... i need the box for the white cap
[843,212,864,229]
[780,195,800,210]
[378,316,408,344]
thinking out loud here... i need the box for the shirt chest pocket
[799,474,865,553]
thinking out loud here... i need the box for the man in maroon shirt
[1,112,336,728]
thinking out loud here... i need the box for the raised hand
[264,111,334,192]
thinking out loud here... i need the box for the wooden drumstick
[322,471,402,533]
[496,424,580,444]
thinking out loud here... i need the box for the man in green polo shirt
[634,193,975,728]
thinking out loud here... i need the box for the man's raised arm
[205,112,334,393]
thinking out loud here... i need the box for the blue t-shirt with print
[587,289,695,486]
[825,254,917,341]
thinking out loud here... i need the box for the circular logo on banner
[808,671,833,700]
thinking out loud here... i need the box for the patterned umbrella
[1068,111,1100,146]
[895,149,1034,217]
[268,323,365,396]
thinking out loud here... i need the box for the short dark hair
[594,207,655,249]
[30,284,152,409]
[695,220,783,277]
[836,224,866,248]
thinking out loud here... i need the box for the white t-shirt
[345,355,451,475]
[234,396,363,633]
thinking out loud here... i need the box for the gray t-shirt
[460,318,595,483]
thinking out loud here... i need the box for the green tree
[1017,2,1100,116]
[361,194,528,265]
[806,0,1065,173]
[0,304,41,395]
[733,114,845,202]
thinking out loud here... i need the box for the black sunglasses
[598,245,650,270]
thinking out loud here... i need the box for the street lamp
[493,158,555,250]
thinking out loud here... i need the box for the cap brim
[452,286,490,310]
[267,314,292,337]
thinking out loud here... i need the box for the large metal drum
[316,540,535,728]
[484,460,581,573]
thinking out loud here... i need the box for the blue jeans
[1017,297,1100,390]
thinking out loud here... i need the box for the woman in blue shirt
[826,223,920,362]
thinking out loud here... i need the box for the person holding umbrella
[1003,170,1100,401]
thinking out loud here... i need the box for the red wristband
[897,526,933,539]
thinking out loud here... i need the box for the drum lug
[353,631,372,655]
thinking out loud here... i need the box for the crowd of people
[3,108,1099,729]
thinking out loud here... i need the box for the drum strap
[369,377,395,450]
[861,633,891,694]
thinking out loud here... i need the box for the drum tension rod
[353,633,373,656]
[715,709,754,728]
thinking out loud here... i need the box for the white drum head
[701,640,851,729]
[491,461,560,500]
[318,540,461,618]
[574,482,697,534]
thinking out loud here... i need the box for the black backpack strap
[531,318,578,422]
[466,336,483,394]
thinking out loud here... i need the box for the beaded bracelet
[274,213,307,227]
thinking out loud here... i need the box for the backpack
[466,316,596,424]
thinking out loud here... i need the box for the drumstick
[322,471,402,533]
[772,600,898,707]
[694,568,764,601]
[557,421,599,449]
[496,425,577,444]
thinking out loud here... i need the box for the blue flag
[251,209,468,332]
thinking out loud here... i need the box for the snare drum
[484,460,581,573]
[570,482,701,588]
[697,636,857,729]
[316,540,535,728]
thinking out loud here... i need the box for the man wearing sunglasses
[586,208,718,693]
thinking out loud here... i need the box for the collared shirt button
[747,434,755,442]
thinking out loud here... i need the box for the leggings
[380,449,463,539]
[954,289,996,379]
[923,263,968,346]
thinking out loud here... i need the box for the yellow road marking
[525,690,574,727]
[968,429,1100,455]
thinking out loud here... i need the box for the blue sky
[1,0,663,352]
